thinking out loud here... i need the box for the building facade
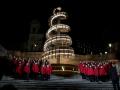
[27,20,44,52]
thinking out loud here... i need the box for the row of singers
[78,61,112,82]
[11,57,52,80]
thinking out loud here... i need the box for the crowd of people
[78,61,113,82]
[0,55,120,89]
[10,56,52,80]
[78,61,120,89]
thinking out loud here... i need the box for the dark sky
[0,1,119,51]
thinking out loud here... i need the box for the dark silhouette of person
[0,56,14,80]
[109,63,120,90]
[0,56,5,80]
[0,84,17,90]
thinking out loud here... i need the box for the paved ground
[0,75,120,90]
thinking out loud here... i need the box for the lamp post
[105,51,108,55]
[105,51,108,60]
[108,43,112,53]
[99,52,103,61]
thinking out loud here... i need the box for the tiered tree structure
[42,7,76,75]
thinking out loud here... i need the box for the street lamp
[100,52,103,60]
[108,43,112,53]
[105,51,108,60]
[34,44,37,47]
[100,52,102,56]
[105,51,108,55]
[109,43,112,48]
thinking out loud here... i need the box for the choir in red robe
[78,61,112,82]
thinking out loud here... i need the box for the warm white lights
[34,44,37,47]
[108,43,112,53]
[44,36,72,51]
[42,7,74,60]
[108,43,112,48]
[62,66,64,71]
[105,51,108,54]
[46,24,70,38]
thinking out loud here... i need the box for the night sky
[0,1,119,52]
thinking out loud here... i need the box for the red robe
[80,64,84,73]
[32,63,39,73]
[104,64,109,75]
[41,66,46,74]
[24,64,30,74]
[46,66,52,75]
[99,66,107,76]
[82,65,86,74]
[88,67,94,76]
[16,64,22,75]
[85,67,89,75]
[94,67,99,76]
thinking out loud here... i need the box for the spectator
[109,63,120,90]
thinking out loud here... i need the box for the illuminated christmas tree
[42,7,75,75]
[42,7,74,62]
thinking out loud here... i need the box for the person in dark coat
[0,57,4,80]
[0,56,12,80]
[0,84,18,90]
[109,63,119,90]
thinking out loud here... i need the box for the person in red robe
[16,62,22,79]
[46,64,52,80]
[82,64,86,79]
[41,64,46,80]
[88,65,94,82]
[32,62,39,80]
[99,65,107,82]
[94,66,99,82]
[23,62,30,80]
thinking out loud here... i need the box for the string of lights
[42,7,74,61]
